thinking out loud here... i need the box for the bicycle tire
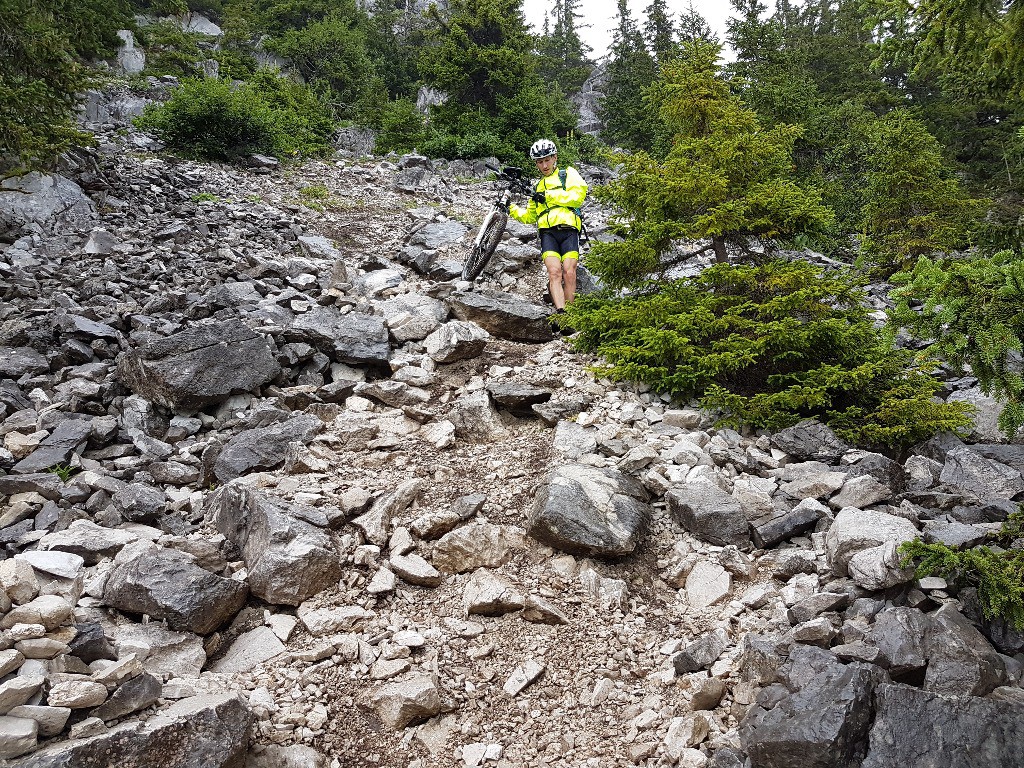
[462,210,508,281]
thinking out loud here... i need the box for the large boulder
[206,484,342,606]
[447,291,555,342]
[939,447,1024,500]
[12,418,93,475]
[283,307,390,367]
[102,543,248,634]
[740,648,881,768]
[9,692,252,768]
[213,414,322,483]
[862,683,1024,768]
[0,173,95,240]
[667,482,751,549]
[117,320,280,412]
[424,321,488,363]
[824,507,919,576]
[528,464,651,557]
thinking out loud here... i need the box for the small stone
[47,680,108,708]
[503,659,545,696]
[389,554,442,588]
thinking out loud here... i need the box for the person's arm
[544,167,588,209]
[509,199,539,225]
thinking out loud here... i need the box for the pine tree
[861,109,988,267]
[643,0,676,64]
[677,1,714,44]
[591,38,833,283]
[535,0,591,96]
[599,0,658,151]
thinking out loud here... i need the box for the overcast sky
[521,0,736,59]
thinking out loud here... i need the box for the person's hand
[531,191,546,205]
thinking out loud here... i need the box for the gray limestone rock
[673,630,727,674]
[91,672,162,721]
[206,484,342,606]
[213,414,322,483]
[740,655,881,768]
[667,482,751,549]
[431,523,517,573]
[0,172,95,239]
[371,675,442,729]
[38,520,138,565]
[447,290,555,343]
[117,319,281,411]
[749,503,823,549]
[283,307,390,368]
[924,605,1008,697]
[9,692,252,768]
[102,544,248,634]
[12,419,93,475]
[424,321,489,363]
[825,507,919,576]
[463,569,525,616]
[862,683,1024,768]
[112,624,206,679]
[448,390,508,443]
[770,420,850,463]
[528,464,651,557]
[939,447,1024,500]
[870,607,931,675]
[0,348,48,379]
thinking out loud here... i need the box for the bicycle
[461,165,534,282]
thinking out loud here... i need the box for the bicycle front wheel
[462,210,508,281]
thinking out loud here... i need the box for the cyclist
[509,138,588,316]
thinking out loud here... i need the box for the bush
[900,512,1024,630]
[563,259,973,449]
[137,19,205,78]
[135,70,336,161]
[890,249,1024,437]
[374,99,427,155]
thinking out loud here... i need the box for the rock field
[0,98,1022,768]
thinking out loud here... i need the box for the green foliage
[890,249,1024,436]
[192,191,220,202]
[374,99,428,155]
[589,39,833,287]
[861,109,989,268]
[47,463,79,482]
[0,0,94,171]
[137,19,205,77]
[266,11,372,114]
[135,70,335,160]
[299,183,329,200]
[900,512,1024,630]
[535,0,592,97]
[599,0,659,151]
[563,259,972,448]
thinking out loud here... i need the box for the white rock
[503,659,545,696]
[684,561,731,610]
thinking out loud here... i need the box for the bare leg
[562,258,578,305]
[544,255,565,309]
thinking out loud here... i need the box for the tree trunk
[712,237,728,263]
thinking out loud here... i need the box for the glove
[531,191,547,205]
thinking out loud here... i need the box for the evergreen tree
[0,0,93,170]
[677,2,714,44]
[418,0,573,160]
[535,0,591,96]
[599,0,658,151]
[643,0,676,64]
[590,39,833,285]
[861,109,988,267]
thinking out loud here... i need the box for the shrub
[135,70,336,161]
[374,99,427,155]
[900,512,1024,630]
[890,249,1024,437]
[137,19,205,78]
[563,259,973,449]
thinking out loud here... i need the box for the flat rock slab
[528,464,651,557]
[210,627,285,673]
[117,319,280,411]
[12,418,93,475]
[862,683,1024,768]
[447,291,554,343]
[0,348,48,379]
[8,692,252,768]
[283,307,390,367]
[771,420,850,462]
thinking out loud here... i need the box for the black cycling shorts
[539,227,580,261]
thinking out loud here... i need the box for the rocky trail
[0,110,1023,768]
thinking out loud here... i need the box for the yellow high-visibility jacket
[510,166,588,231]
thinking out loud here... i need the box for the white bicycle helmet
[529,138,557,160]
